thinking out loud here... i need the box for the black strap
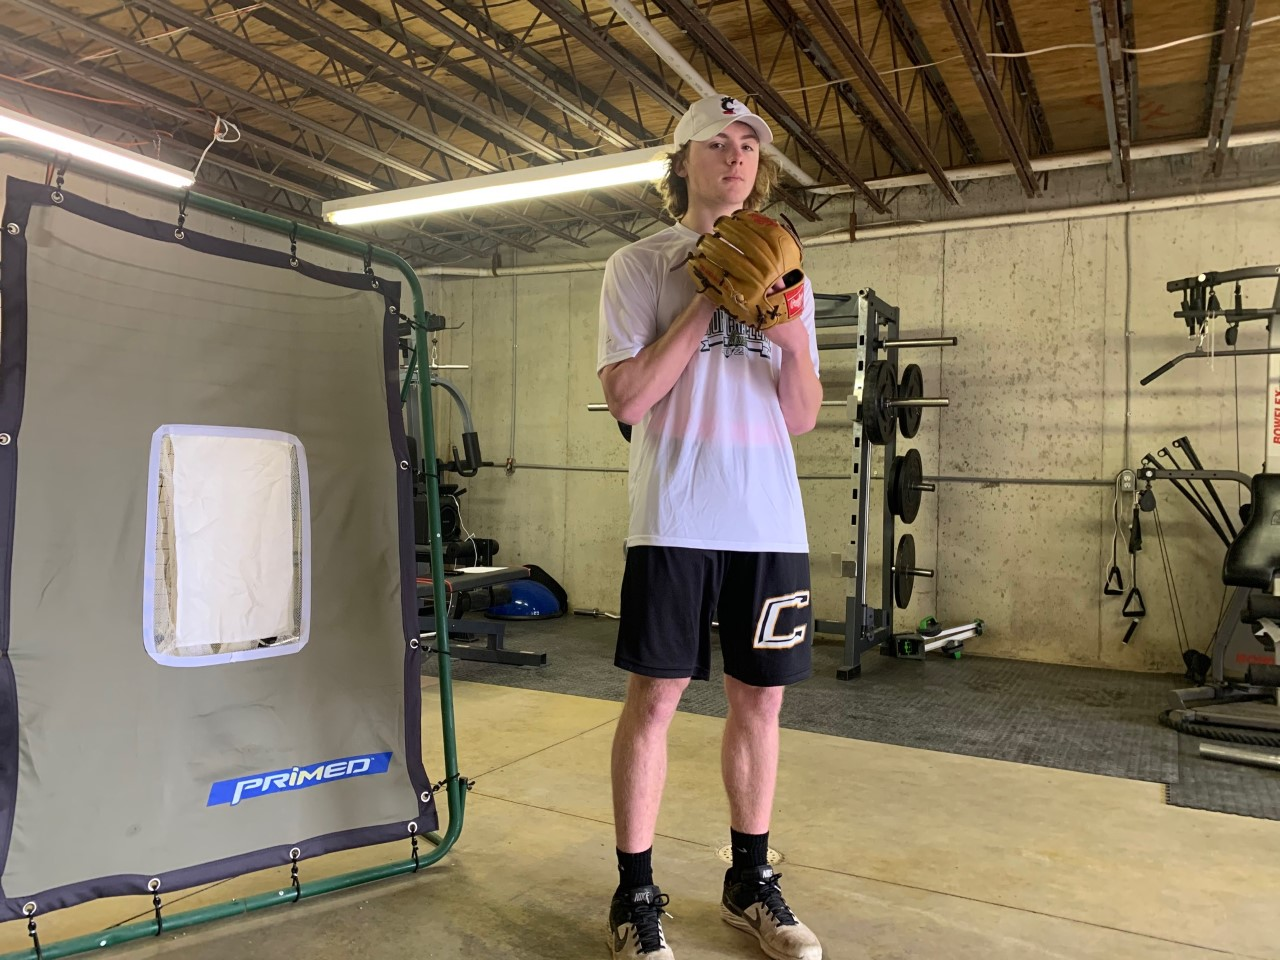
[1121,507,1146,641]
[1123,586,1146,619]
[1104,565,1124,596]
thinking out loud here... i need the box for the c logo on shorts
[752,591,811,650]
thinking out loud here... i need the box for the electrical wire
[0,73,137,106]
[1233,324,1243,509]
[191,116,241,181]
[769,15,1280,96]
[57,4,267,70]
[447,493,480,568]
[1110,472,1127,561]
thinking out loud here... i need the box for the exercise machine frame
[1141,265,1280,733]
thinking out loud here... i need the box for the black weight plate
[895,448,923,524]
[618,420,632,443]
[862,360,896,445]
[894,533,915,609]
[886,454,904,519]
[898,363,923,439]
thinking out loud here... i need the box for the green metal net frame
[0,143,466,960]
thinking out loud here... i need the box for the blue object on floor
[486,580,564,620]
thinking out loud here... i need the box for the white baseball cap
[673,95,774,148]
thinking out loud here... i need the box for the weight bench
[416,564,548,667]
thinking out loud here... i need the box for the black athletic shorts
[615,546,813,687]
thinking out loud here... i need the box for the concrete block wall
[421,198,1280,675]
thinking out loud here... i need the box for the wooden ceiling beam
[761,0,918,172]
[986,0,1054,155]
[428,0,657,147]
[651,0,891,212]
[2,1,582,252]
[1088,0,1135,190]
[223,0,646,242]
[1206,0,1256,176]
[876,0,983,164]
[800,0,961,204]
[523,0,685,116]
[941,0,1038,198]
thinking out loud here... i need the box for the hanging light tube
[0,104,195,189]
[322,147,669,226]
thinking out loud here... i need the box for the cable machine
[1136,266,1280,743]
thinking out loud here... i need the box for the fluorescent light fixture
[0,104,195,189]
[322,146,669,226]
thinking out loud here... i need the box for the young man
[596,95,824,960]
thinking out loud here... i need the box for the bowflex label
[1272,388,1280,453]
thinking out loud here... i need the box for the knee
[725,677,784,721]
[624,675,689,727]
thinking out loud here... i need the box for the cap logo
[720,96,739,115]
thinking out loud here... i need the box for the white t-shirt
[597,222,819,553]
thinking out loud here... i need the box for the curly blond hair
[656,143,780,220]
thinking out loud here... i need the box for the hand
[761,314,810,353]
[760,277,808,351]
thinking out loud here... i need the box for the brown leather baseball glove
[685,210,806,329]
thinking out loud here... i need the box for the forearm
[602,297,714,423]
[777,349,822,435]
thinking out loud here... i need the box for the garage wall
[6,150,1272,674]
[422,196,1279,675]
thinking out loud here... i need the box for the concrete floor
[4,676,1280,960]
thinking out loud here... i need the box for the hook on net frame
[175,191,190,240]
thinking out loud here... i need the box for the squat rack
[0,143,466,960]
[812,289,966,679]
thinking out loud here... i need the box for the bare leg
[721,675,784,834]
[612,674,689,852]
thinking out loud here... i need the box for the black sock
[616,847,653,893]
[730,829,769,874]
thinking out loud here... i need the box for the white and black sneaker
[721,865,822,960]
[608,884,675,958]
